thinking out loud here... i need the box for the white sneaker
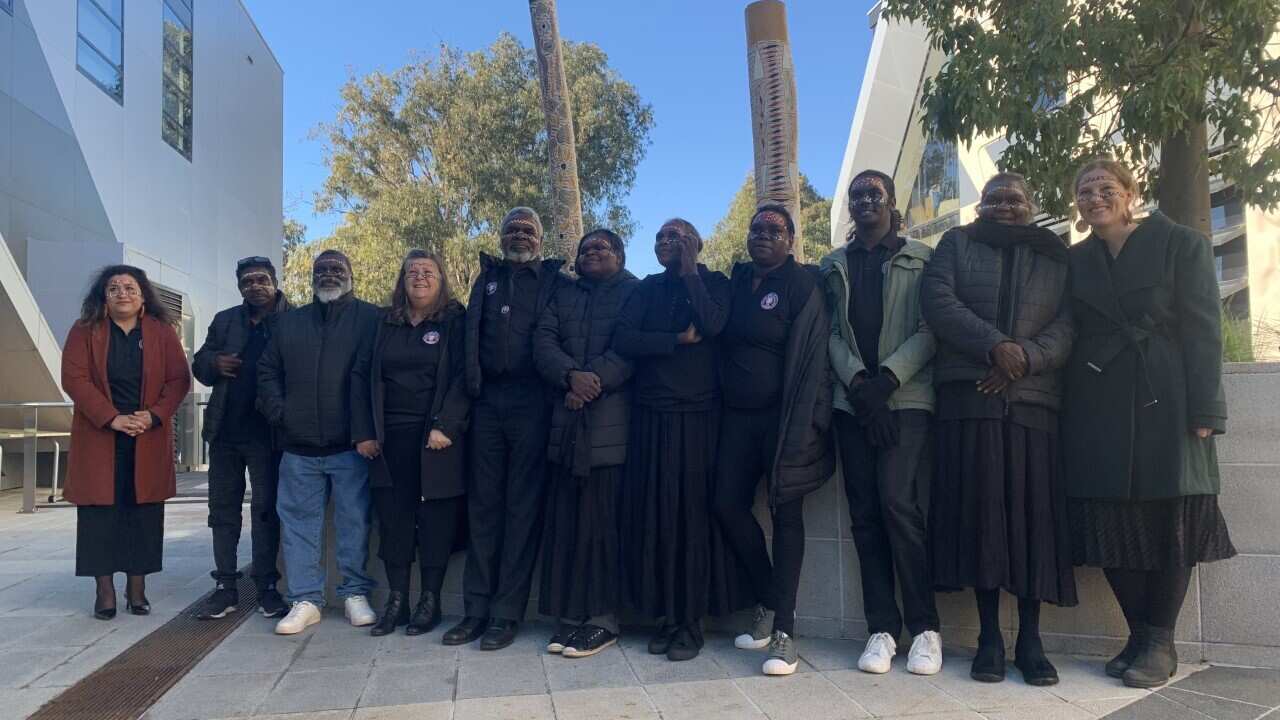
[906,630,943,675]
[858,632,897,674]
[344,595,377,627]
[275,601,321,635]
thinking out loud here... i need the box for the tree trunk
[528,0,585,262]
[1157,122,1212,237]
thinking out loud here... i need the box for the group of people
[60,157,1234,689]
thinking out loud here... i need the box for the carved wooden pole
[745,0,803,259]
[529,0,585,261]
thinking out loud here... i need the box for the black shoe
[1123,626,1178,689]
[405,591,441,636]
[547,625,571,654]
[1106,624,1148,678]
[480,619,519,651]
[648,625,678,655]
[667,625,703,662]
[562,625,618,658]
[370,592,410,637]
[93,595,116,621]
[442,616,489,646]
[258,587,287,619]
[1014,636,1059,686]
[196,583,239,621]
[970,640,1006,683]
[126,597,151,616]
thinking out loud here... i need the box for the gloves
[863,406,899,448]
[851,372,899,417]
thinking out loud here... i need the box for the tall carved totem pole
[745,1,803,258]
[529,0,585,261]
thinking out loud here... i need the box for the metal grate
[29,568,261,720]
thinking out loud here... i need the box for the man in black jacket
[445,207,566,651]
[257,249,382,635]
[192,256,292,621]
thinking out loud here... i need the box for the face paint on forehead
[503,219,538,233]
[1079,171,1120,187]
[754,211,788,228]
[983,181,1028,199]
[850,176,887,195]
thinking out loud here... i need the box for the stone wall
[335,363,1280,667]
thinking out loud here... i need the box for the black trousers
[713,406,805,636]
[464,379,549,620]
[207,439,281,590]
[836,410,939,638]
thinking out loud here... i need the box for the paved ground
[1,476,1277,720]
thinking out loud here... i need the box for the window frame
[1,0,14,17]
[76,0,125,104]
[161,0,193,160]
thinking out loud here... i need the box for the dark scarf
[967,220,1068,262]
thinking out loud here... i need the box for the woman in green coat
[1063,159,1236,690]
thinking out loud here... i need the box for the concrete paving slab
[984,704,1097,720]
[620,641,729,685]
[734,672,870,719]
[549,686,658,720]
[1168,666,1280,708]
[643,678,765,720]
[143,671,279,720]
[453,693,556,720]
[357,660,457,707]
[0,646,82,688]
[455,655,548,700]
[352,702,452,720]
[258,667,372,716]
[1103,691,1235,719]
[1158,687,1274,720]
[190,635,303,676]
[825,667,969,717]
[373,632,460,666]
[542,647,638,692]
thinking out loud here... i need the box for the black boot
[1106,623,1148,679]
[970,639,1006,683]
[370,592,409,637]
[1123,625,1178,688]
[405,591,441,636]
[1014,634,1058,686]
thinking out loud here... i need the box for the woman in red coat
[62,265,192,619]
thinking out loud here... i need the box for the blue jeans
[277,451,375,606]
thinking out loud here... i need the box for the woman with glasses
[712,205,835,676]
[366,250,470,637]
[920,173,1076,686]
[613,219,750,662]
[1064,159,1234,688]
[533,229,639,658]
[61,265,192,619]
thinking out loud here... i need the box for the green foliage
[882,0,1280,216]
[1222,308,1255,362]
[701,174,834,274]
[286,33,654,305]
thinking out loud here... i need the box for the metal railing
[0,401,74,514]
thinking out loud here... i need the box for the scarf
[966,220,1068,262]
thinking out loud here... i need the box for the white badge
[760,292,780,310]
[423,330,440,345]
[486,281,498,295]
[500,305,511,315]
[138,339,144,349]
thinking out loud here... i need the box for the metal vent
[154,283,185,321]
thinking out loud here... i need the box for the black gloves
[862,406,899,448]
[851,371,899,417]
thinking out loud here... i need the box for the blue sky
[242,0,877,276]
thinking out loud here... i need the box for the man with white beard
[257,249,383,635]
[444,208,569,651]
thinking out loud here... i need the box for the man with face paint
[821,170,941,676]
[192,257,292,621]
[713,205,835,676]
[257,249,383,635]
[449,207,569,650]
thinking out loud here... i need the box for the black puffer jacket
[257,292,381,454]
[464,253,568,397]
[534,269,639,472]
[192,292,292,443]
[920,222,1073,410]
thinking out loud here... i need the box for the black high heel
[126,597,151,615]
[94,592,116,620]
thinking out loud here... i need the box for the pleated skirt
[1069,495,1236,570]
[75,441,164,577]
[621,406,753,624]
[539,464,623,622]
[931,418,1077,606]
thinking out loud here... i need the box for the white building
[833,3,1274,359]
[0,0,282,487]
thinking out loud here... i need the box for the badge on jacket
[760,292,780,310]
[423,330,440,345]
[486,281,498,295]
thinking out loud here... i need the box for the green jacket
[1062,212,1227,500]
[820,238,935,416]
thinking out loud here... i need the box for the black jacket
[256,292,381,454]
[369,301,470,499]
[534,269,639,473]
[920,223,1073,410]
[728,261,836,506]
[464,253,568,397]
[192,292,292,443]
[1063,212,1226,500]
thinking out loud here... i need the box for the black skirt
[621,406,753,625]
[1069,495,1236,570]
[76,438,164,577]
[931,417,1077,606]
[539,464,623,621]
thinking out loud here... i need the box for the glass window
[906,138,960,229]
[161,0,193,159]
[77,0,124,102]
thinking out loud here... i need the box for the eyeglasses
[405,270,437,281]
[655,230,688,245]
[1076,188,1123,202]
[106,285,140,297]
